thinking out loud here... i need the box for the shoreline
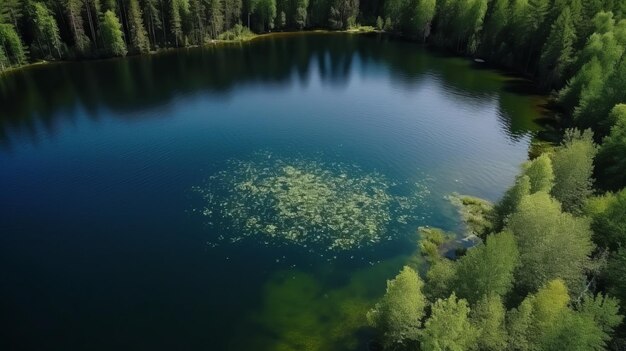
[0,29,381,77]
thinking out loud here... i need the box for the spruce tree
[101,9,127,56]
[31,2,63,59]
[66,0,92,55]
[128,0,151,52]
[539,7,576,87]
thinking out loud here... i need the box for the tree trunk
[85,0,98,49]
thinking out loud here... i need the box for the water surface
[0,33,543,350]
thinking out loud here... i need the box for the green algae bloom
[193,153,429,251]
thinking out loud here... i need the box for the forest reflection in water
[0,32,545,149]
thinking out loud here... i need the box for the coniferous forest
[3,0,626,350]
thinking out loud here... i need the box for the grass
[446,193,494,238]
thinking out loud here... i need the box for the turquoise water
[0,33,544,350]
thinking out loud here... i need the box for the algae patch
[193,153,430,251]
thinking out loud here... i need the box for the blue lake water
[0,32,544,350]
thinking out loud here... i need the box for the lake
[0,32,544,350]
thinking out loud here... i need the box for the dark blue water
[0,33,544,350]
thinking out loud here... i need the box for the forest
[2,0,626,349]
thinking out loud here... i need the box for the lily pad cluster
[193,153,430,251]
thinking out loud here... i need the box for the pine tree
[83,0,102,49]
[0,41,9,72]
[0,0,23,29]
[539,7,576,87]
[405,0,436,40]
[208,0,224,38]
[0,23,27,66]
[170,0,183,46]
[294,0,308,29]
[31,2,63,59]
[596,105,626,190]
[550,129,597,214]
[143,0,162,48]
[66,0,92,55]
[482,0,509,57]
[223,0,243,29]
[101,9,127,56]
[128,0,151,52]
[188,0,206,44]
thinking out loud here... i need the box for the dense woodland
[3,0,626,349]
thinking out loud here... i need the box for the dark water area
[0,33,545,350]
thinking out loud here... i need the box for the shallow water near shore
[0,32,544,350]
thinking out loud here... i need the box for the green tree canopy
[31,2,63,59]
[453,231,519,304]
[100,10,127,57]
[367,266,427,348]
[522,153,555,193]
[539,7,576,87]
[596,104,626,190]
[470,294,508,351]
[507,192,594,294]
[0,23,27,66]
[550,129,597,214]
[128,0,151,53]
[420,293,478,351]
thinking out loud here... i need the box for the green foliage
[588,188,626,250]
[367,266,427,348]
[597,104,626,190]
[494,175,530,230]
[605,249,626,311]
[209,0,225,38]
[539,7,576,87]
[424,258,455,300]
[522,153,554,194]
[253,0,277,31]
[65,0,91,55]
[223,0,243,28]
[170,0,184,46]
[537,291,622,351]
[128,0,151,53]
[579,293,624,335]
[295,0,308,29]
[418,226,448,261]
[558,57,604,113]
[420,293,478,351]
[507,192,594,294]
[376,15,383,30]
[453,231,519,304]
[481,0,508,57]
[471,294,508,351]
[142,0,162,47]
[0,0,23,28]
[31,2,64,59]
[0,43,8,71]
[329,0,358,29]
[506,279,570,350]
[217,24,254,40]
[506,295,534,351]
[405,0,436,40]
[0,23,27,66]
[550,129,597,214]
[448,194,494,237]
[100,10,127,57]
